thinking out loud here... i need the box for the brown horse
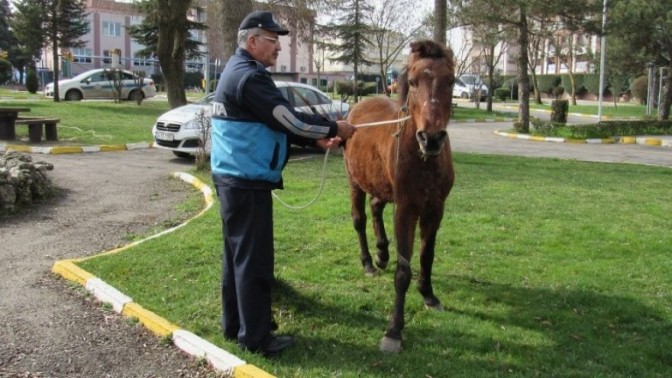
[343,40,455,353]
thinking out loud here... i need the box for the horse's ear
[397,66,409,105]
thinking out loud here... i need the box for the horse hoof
[425,301,444,311]
[364,266,379,277]
[379,336,402,353]
[375,259,388,270]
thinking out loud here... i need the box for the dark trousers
[216,185,274,350]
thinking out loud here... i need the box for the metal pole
[204,50,210,95]
[597,0,608,122]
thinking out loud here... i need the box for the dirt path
[0,149,222,378]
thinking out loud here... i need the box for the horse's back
[344,96,400,201]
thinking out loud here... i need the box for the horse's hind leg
[350,185,377,276]
[369,196,390,270]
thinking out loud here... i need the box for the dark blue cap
[239,11,289,35]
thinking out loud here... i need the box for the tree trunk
[530,69,542,104]
[516,9,530,133]
[218,0,254,61]
[660,65,672,120]
[434,0,447,46]
[157,0,190,109]
[487,64,494,112]
[51,40,60,102]
[569,70,577,105]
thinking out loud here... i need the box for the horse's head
[398,40,455,158]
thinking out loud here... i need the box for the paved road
[449,121,672,168]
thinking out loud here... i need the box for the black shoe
[261,335,294,356]
[241,335,294,357]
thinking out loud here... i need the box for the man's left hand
[316,137,343,150]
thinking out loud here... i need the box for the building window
[102,21,122,37]
[133,58,153,67]
[72,47,92,63]
[102,49,122,64]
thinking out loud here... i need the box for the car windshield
[196,93,215,105]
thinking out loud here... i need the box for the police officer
[211,11,356,356]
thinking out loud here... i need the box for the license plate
[155,131,174,141]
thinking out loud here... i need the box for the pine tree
[0,0,13,52]
[10,0,44,78]
[43,0,89,102]
[324,0,375,102]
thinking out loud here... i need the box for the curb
[0,141,154,154]
[50,172,275,378]
[494,130,672,147]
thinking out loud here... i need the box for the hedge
[531,119,672,139]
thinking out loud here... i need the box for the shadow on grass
[269,274,671,377]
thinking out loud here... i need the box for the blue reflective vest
[210,118,288,184]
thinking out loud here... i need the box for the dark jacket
[211,48,338,189]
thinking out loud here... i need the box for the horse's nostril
[437,130,448,143]
[416,131,428,144]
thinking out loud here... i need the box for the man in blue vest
[211,11,356,357]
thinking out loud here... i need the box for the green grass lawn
[495,100,649,119]
[78,153,672,377]
[0,98,169,145]
[0,92,521,148]
[452,105,516,121]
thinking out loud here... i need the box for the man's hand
[336,120,356,140]
[316,137,343,150]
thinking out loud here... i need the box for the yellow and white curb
[0,141,153,154]
[495,130,671,147]
[51,172,275,378]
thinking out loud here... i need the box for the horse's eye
[408,79,417,87]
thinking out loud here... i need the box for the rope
[353,115,411,128]
[272,113,411,210]
[271,148,331,210]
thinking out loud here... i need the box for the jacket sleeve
[240,73,338,140]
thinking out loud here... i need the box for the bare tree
[104,68,124,103]
[194,108,211,171]
[366,0,429,96]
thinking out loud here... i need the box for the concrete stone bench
[14,118,60,143]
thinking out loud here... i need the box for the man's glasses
[255,35,280,45]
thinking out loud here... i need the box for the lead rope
[271,112,411,210]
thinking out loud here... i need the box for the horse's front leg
[380,208,417,353]
[418,206,445,309]
[369,196,390,270]
[350,184,377,276]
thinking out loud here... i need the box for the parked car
[152,81,349,158]
[453,75,488,101]
[44,68,157,101]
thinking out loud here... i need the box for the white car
[152,81,349,158]
[44,68,157,101]
[453,75,488,100]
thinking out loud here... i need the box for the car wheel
[65,90,83,101]
[129,90,144,102]
[172,151,193,159]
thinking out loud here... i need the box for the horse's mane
[398,40,454,107]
